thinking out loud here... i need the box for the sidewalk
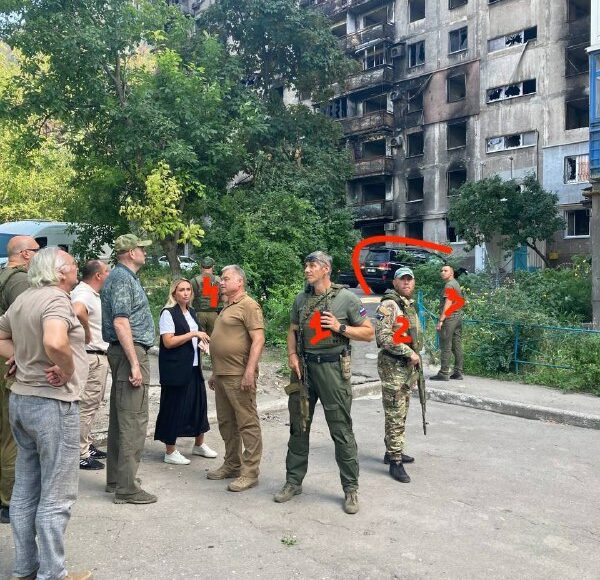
[90,333,600,448]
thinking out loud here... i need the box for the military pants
[285,360,359,492]
[214,374,262,479]
[106,343,150,496]
[378,352,417,461]
[0,371,16,508]
[439,317,463,375]
[198,311,219,336]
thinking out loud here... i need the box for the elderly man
[375,267,423,484]
[190,256,222,336]
[207,265,265,492]
[72,260,110,471]
[0,247,91,580]
[0,235,40,525]
[431,265,464,381]
[101,234,156,504]
[274,251,374,515]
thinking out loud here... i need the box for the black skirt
[154,367,210,445]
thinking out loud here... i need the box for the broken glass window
[504,84,522,98]
[486,137,503,152]
[487,88,502,101]
[505,134,522,148]
[565,157,577,182]
[505,32,523,46]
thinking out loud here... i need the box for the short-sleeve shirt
[0,286,88,401]
[210,293,264,375]
[0,266,29,316]
[71,281,109,352]
[291,286,367,354]
[159,309,199,367]
[440,278,464,319]
[101,263,155,347]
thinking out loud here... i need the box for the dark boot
[429,372,450,381]
[389,460,411,483]
[450,371,464,380]
[384,452,414,464]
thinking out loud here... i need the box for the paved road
[2,397,599,579]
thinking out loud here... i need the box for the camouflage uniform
[375,290,423,461]
[191,272,222,336]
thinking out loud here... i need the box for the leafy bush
[261,281,304,347]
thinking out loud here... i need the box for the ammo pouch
[284,372,301,396]
[340,349,352,381]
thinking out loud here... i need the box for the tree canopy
[447,174,565,266]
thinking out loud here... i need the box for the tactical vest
[191,273,221,312]
[297,284,351,353]
[380,290,423,352]
[0,266,27,316]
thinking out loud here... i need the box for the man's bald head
[7,236,40,268]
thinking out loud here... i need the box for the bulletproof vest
[0,266,27,316]
[380,290,423,352]
[191,273,221,312]
[297,284,350,353]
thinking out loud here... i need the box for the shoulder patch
[359,306,367,318]
[375,312,385,320]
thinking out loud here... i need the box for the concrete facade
[301,0,591,269]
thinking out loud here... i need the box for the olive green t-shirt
[0,286,88,402]
[291,286,367,354]
[0,266,29,316]
[210,293,264,375]
[439,278,463,319]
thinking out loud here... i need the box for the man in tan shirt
[207,265,265,492]
[0,247,91,580]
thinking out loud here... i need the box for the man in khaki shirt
[0,247,91,580]
[207,265,265,492]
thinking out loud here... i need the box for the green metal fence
[416,290,600,374]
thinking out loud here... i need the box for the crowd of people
[0,235,463,580]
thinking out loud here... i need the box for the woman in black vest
[154,279,218,465]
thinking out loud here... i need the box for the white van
[0,220,80,267]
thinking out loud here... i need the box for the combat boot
[206,464,240,480]
[343,491,359,514]
[227,476,258,492]
[450,371,464,380]
[384,452,414,464]
[274,482,303,503]
[389,460,411,483]
[429,372,450,381]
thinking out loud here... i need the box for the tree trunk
[161,235,181,279]
[525,240,549,268]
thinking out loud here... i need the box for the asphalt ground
[2,396,599,579]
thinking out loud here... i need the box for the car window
[365,250,390,263]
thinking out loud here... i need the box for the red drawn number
[443,288,465,318]
[202,275,219,308]
[393,316,412,344]
[309,311,332,346]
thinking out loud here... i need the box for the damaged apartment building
[301,0,592,270]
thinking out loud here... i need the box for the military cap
[114,234,152,254]
[394,266,415,279]
[201,256,215,268]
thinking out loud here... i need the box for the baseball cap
[114,234,152,254]
[394,267,415,279]
[201,256,215,268]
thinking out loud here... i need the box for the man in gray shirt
[101,234,156,504]
[430,265,464,381]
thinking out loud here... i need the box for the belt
[303,352,340,364]
[382,350,408,363]
[86,350,107,356]
[110,342,152,353]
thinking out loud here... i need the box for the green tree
[448,174,565,267]
[0,1,260,275]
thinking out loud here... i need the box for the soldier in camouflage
[191,256,222,336]
[375,266,423,483]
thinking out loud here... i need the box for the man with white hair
[0,235,40,525]
[0,247,91,580]
[207,265,265,492]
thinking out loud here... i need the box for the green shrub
[261,281,304,347]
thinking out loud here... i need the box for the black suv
[361,246,444,292]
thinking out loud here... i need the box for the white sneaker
[164,450,191,465]
[192,443,218,458]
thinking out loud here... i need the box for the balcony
[346,23,394,51]
[354,200,394,220]
[345,65,394,94]
[352,156,394,178]
[340,111,394,136]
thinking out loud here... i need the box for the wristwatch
[339,324,347,335]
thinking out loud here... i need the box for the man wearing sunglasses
[0,236,40,525]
